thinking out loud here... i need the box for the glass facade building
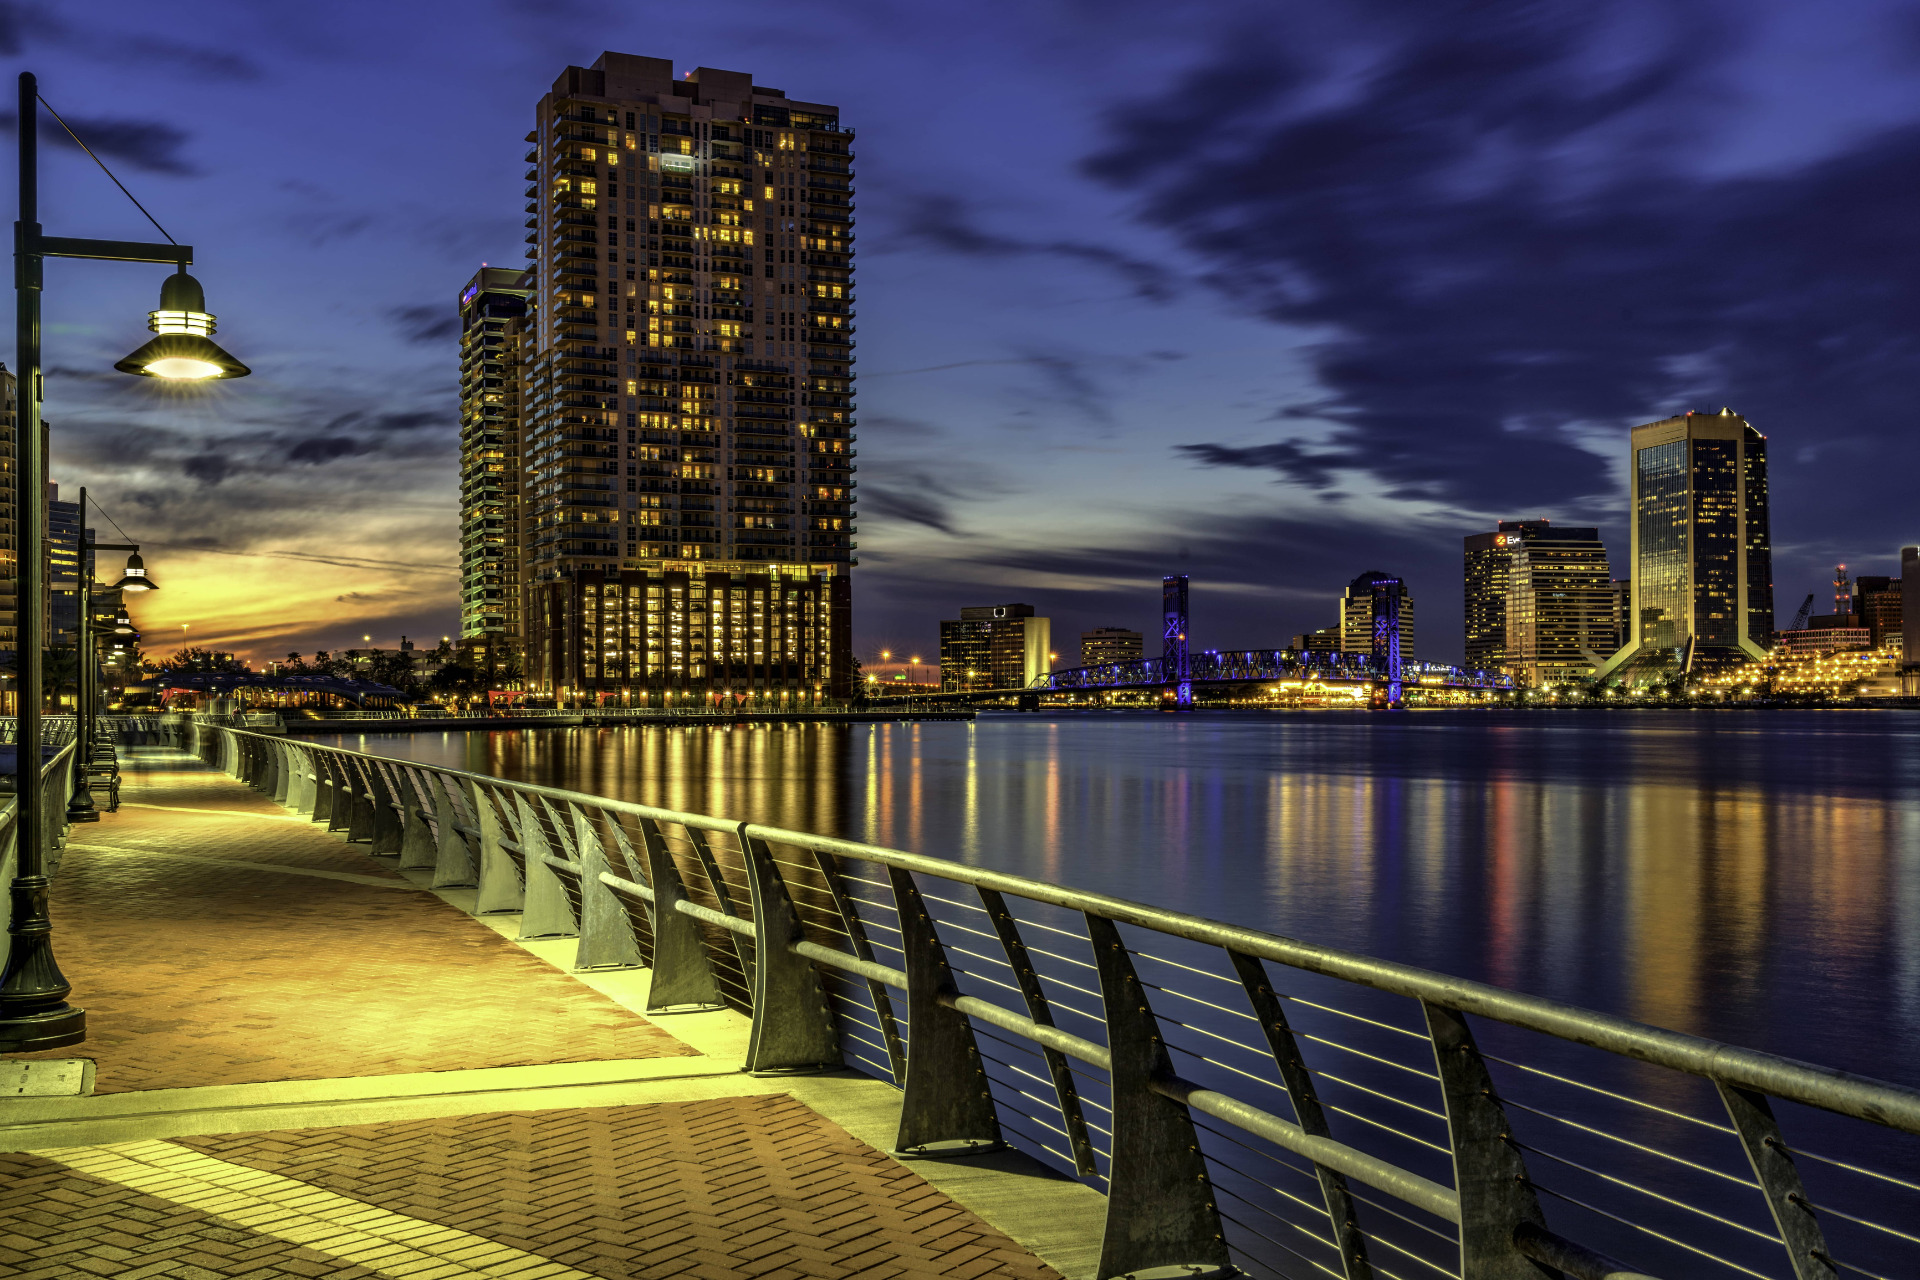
[1598,410,1773,681]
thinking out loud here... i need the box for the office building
[0,368,50,664]
[1852,575,1901,650]
[1291,627,1341,654]
[49,487,83,649]
[1080,626,1142,668]
[1340,571,1414,662]
[1611,579,1632,651]
[457,267,534,679]
[490,52,856,699]
[1597,409,1773,680]
[1463,520,1548,669]
[1904,546,1919,693]
[1500,525,1613,688]
[940,604,1050,691]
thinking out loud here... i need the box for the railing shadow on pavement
[152,715,1920,1280]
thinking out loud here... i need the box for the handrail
[168,720,1920,1280]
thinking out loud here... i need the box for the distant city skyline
[11,3,1920,666]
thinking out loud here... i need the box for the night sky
[9,0,1920,669]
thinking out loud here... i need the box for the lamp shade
[112,551,158,592]
[115,269,250,380]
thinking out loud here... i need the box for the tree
[365,649,421,696]
[157,647,249,674]
[2,646,79,701]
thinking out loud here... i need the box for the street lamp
[111,552,158,592]
[68,486,155,826]
[2,73,249,1053]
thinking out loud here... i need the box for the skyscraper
[1597,409,1773,681]
[456,267,533,679]
[1463,520,1549,670]
[48,487,82,649]
[1340,571,1414,662]
[1502,524,1612,688]
[487,52,855,702]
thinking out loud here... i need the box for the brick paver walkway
[0,746,1074,1280]
[12,756,693,1092]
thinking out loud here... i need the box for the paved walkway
[0,747,1099,1280]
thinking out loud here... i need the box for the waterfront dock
[0,746,1090,1279]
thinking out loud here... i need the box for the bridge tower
[1163,575,1191,709]
[1369,575,1405,706]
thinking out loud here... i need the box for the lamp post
[66,484,156,823]
[0,73,246,1052]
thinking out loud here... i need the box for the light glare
[144,356,222,380]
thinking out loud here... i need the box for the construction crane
[1789,593,1815,632]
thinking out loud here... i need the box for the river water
[321,708,1920,1084]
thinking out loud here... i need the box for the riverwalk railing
[0,737,84,976]
[169,721,1920,1280]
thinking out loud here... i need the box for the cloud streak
[1080,3,1920,532]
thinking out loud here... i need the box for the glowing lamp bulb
[144,356,223,380]
[115,268,251,381]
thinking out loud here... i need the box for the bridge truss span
[1036,647,1512,693]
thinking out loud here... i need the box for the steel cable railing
[169,717,1920,1280]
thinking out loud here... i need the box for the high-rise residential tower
[491,52,855,702]
[1597,409,1773,680]
[456,266,534,680]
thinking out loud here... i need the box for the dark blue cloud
[1082,0,1920,544]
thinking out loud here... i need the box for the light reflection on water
[323,708,1920,1082]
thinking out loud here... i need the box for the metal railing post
[311,753,339,826]
[889,867,1004,1158]
[1086,913,1232,1280]
[1423,1001,1553,1280]
[1718,1083,1836,1280]
[396,769,437,870]
[470,782,522,913]
[366,761,403,856]
[739,824,839,1074]
[344,760,376,844]
[635,817,724,1012]
[286,742,316,814]
[427,775,477,888]
[1232,950,1372,1279]
[268,739,291,805]
[572,806,640,971]
[515,795,577,939]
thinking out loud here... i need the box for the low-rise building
[1291,627,1341,654]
